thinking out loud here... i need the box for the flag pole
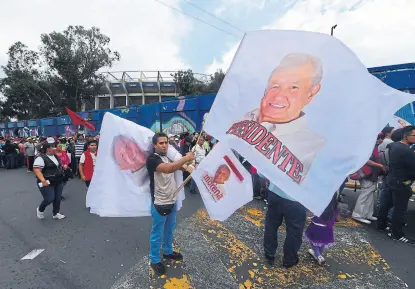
[172,119,209,199]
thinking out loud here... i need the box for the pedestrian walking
[260,175,306,269]
[56,144,72,200]
[377,126,415,244]
[33,138,65,220]
[352,134,386,224]
[74,131,86,176]
[79,140,98,188]
[24,138,36,172]
[306,193,338,265]
[190,136,206,194]
[146,132,195,275]
[3,139,18,169]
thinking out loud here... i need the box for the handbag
[154,203,175,216]
[64,167,74,180]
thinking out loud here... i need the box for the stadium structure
[94,70,209,109]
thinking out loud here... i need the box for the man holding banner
[146,132,195,275]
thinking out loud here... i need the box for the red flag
[65,107,96,131]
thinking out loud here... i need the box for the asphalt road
[0,168,414,289]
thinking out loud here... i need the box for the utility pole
[331,24,337,36]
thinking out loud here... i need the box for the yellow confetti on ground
[195,210,256,267]
[163,275,193,289]
[243,279,252,289]
[239,207,265,227]
[248,270,255,278]
[336,218,361,228]
[338,274,347,279]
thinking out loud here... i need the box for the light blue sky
[178,0,297,73]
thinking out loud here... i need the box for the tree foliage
[0,42,57,120]
[172,69,225,96]
[0,26,120,120]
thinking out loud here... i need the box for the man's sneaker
[388,233,415,244]
[52,213,65,220]
[36,208,44,219]
[254,195,263,200]
[378,226,390,232]
[163,251,183,261]
[352,217,371,224]
[151,262,166,275]
[27,169,31,173]
[367,216,378,221]
[264,253,275,266]
[283,258,299,269]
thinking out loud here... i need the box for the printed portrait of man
[228,52,326,184]
[201,164,231,202]
[112,135,147,173]
[213,164,231,184]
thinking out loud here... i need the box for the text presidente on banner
[226,120,304,184]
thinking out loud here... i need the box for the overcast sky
[0,0,414,78]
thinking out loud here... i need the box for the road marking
[21,249,44,260]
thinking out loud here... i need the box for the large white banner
[203,30,415,216]
[86,112,185,217]
[192,142,253,221]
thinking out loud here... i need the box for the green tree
[0,42,57,120]
[40,25,120,111]
[206,69,225,93]
[172,69,225,96]
[172,69,198,96]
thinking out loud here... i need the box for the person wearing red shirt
[79,140,98,188]
[55,144,71,168]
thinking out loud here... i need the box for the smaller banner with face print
[192,142,253,221]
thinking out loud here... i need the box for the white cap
[46,137,55,144]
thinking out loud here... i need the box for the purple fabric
[305,215,335,248]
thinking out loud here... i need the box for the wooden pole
[172,126,207,199]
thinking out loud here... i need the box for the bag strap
[154,152,173,164]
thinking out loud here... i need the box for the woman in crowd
[66,138,77,174]
[55,143,72,200]
[55,144,70,169]
[33,138,66,220]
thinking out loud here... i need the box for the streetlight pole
[331,24,337,36]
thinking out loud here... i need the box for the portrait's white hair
[269,53,323,86]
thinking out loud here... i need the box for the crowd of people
[0,131,99,219]
[1,125,413,277]
[145,125,415,275]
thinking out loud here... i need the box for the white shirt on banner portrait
[238,108,325,183]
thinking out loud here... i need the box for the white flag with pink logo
[86,112,186,217]
[192,142,253,221]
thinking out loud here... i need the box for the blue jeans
[149,202,177,264]
[39,182,64,215]
[264,191,306,266]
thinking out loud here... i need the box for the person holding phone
[33,137,66,220]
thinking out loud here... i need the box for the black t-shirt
[388,142,415,182]
[146,154,163,201]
